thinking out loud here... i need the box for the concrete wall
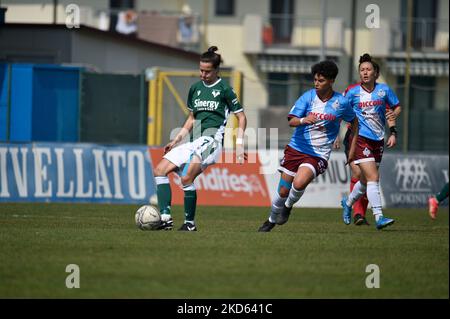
[0,26,72,63]
[71,30,198,74]
[0,25,198,73]
[2,0,109,25]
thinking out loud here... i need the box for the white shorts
[164,136,222,176]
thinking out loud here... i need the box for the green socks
[155,177,197,223]
[183,185,197,223]
[155,176,171,214]
[436,183,449,203]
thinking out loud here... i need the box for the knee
[365,172,379,182]
[153,165,165,177]
[154,161,171,177]
[181,175,194,186]
[292,181,303,190]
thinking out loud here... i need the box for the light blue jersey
[344,82,400,141]
[288,89,356,161]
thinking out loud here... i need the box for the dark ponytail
[359,53,380,74]
[200,46,222,69]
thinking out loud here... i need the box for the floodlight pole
[53,0,58,24]
[320,0,327,61]
[348,0,357,83]
[403,0,413,153]
[202,0,209,52]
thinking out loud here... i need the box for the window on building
[396,75,448,151]
[397,76,436,110]
[110,0,135,9]
[267,73,312,107]
[215,0,235,16]
[268,73,289,107]
[270,0,294,43]
[401,0,437,49]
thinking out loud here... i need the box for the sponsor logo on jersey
[358,100,384,108]
[194,99,219,110]
[197,90,201,96]
[308,111,336,121]
[212,90,221,98]
[377,89,386,98]
[331,100,340,110]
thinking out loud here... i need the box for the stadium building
[1,0,448,151]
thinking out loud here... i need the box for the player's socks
[155,176,171,215]
[367,181,383,216]
[436,183,449,203]
[374,213,382,222]
[285,186,305,208]
[183,183,197,223]
[269,193,288,223]
[346,181,366,207]
[353,195,369,218]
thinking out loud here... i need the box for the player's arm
[288,91,317,127]
[164,112,195,154]
[288,113,317,127]
[333,120,345,150]
[386,105,401,148]
[385,86,401,148]
[235,111,248,164]
[346,116,359,165]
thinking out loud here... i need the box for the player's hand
[302,113,318,125]
[236,145,247,164]
[333,137,340,150]
[164,140,177,154]
[386,109,396,121]
[386,134,397,148]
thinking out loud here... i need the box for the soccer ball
[135,205,161,230]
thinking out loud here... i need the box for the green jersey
[187,78,243,143]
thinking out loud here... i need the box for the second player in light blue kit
[341,53,402,230]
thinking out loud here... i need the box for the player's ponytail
[200,46,222,69]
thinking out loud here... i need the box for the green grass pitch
[0,203,448,298]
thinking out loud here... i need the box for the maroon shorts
[353,135,384,164]
[278,145,328,177]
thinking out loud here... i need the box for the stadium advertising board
[379,153,449,208]
[0,143,155,204]
[149,148,271,207]
[260,150,449,208]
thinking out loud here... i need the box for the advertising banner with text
[379,153,449,208]
[260,150,449,208]
[0,143,156,204]
[149,148,271,207]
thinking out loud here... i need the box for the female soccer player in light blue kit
[258,60,359,232]
[341,53,402,230]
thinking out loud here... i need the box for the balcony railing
[390,18,449,53]
[262,14,345,50]
[244,15,449,56]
